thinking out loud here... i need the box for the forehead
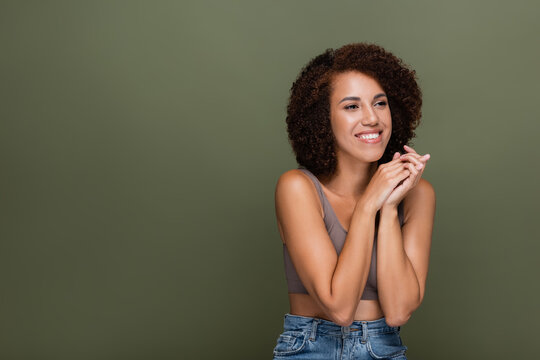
[330,71,384,98]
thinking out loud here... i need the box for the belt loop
[309,319,319,341]
[360,321,368,343]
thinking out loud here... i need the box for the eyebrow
[338,93,387,104]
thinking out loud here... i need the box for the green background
[1,1,539,359]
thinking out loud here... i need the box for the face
[329,71,392,164]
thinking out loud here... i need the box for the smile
[355,131,382,144]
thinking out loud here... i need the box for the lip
[355,130,383,144]
[355,130,381,135]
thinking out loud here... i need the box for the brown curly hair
[286,42,422,178]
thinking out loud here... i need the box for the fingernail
[417,163,424,169]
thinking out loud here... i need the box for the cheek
[329,123,351,150]
[384,113,392,131]
[331,121,352,143]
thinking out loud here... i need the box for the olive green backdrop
[1,1,539,359]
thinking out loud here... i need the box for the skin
[275,71,436,327]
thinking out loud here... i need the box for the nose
[361,105,379,126]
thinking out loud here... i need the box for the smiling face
[329,71,392,164]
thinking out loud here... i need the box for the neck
[319,159,378,200]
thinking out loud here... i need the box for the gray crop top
[282,167,405,300]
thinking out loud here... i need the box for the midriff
[288,293,384,322]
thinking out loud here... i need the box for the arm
[275,170,378,326]
[376,178,436,327]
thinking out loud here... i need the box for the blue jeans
[272,313,408,359]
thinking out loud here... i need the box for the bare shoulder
[275,169,311,192]
[275,169,323,220]
[274,169,311,204]
[402,178,436,224]
[414,178,435,198]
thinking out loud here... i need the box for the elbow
[386,291,423,327]
[329,307,356,327]
[385,312,412,327]
[316,292,356,327]
[332,314,354,327]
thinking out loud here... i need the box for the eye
[344,104,359,110]
[375,101,387,107]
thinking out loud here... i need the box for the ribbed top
[282,167,405,300]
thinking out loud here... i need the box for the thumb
[393,152,401,160]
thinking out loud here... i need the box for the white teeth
[357,132,380,139]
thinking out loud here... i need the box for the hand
[383,145,430,208]
[358,154,413,213]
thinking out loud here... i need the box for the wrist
[355,198,377,216]
[380,203,398,216]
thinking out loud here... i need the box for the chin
[360,150,385,163]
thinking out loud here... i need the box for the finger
[397,167,411,183]
[392,151,400,160]
[403,144,418,154]
[385,158,410,173]
[388,163,413,182]
[381,155,408,170]
[403,145,431,161]
[406,161,424,187]
[402,162,422,189]
[401,153,430,164]
[405,161,419,178]
[400,155,425,170]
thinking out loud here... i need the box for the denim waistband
[282,313,400,338]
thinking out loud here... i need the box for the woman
[273,43,435,359]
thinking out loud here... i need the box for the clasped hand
[383,145,430,208]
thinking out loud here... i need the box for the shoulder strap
[297,167,328,217]
[297,168,325,201]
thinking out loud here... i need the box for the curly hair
[286,42,422,178]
